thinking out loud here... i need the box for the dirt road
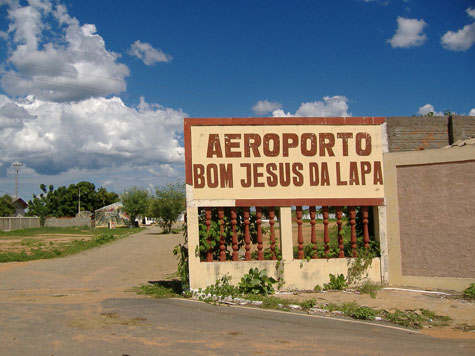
[0,225,182,301]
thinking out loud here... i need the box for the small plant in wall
[238,268,277,296]
[323,273,348,290]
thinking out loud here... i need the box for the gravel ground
[0,225,182,299]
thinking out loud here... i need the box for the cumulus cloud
[441,8,475,51]
[388,17,427,48]
[0,0,186,184]
[128,40,172,65]
[417,104,444,116]
[251,100,282,115]
[469,108,475,116]
[272,96,351,117]
[0,95,186,176]
[0,1,129,102]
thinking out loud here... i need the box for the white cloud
[128,40,172,66]
[441,8,475,51]
[272,96,351,117]
[417,104,444,116]
[469,108,475,116]
[388,17,427,48]
[0,95,186,176]
[251,100,282,115]
[0,1,129,102]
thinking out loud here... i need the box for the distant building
[12,197,28,217]
[95,202,130,228]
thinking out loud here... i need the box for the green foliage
[238,268,277,296]
[463,283,475,300]
[380,309,451,329]
[358,280,382,298]
[149,182,185,233]
[26,182,119,218]
[341,302,377,320]
[202,274,241,298]
[121,186,149,227]
[299,298,317,311]
[346,248,376,285]
[173,221,189,290]
[0,194,15,217]
[313,284,322,292]
[323,273,348,290]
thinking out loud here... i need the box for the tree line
[0,181,186,232]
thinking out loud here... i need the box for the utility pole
[78,187,81,215]
[12,162,23,198]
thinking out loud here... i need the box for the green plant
[173,221,189,290]
[202,274,241,298]
[299,298,317,311]
[358,280,382,298]
[313,284,322,292]
[463,283,475,300]
[261,296,291,310]
[346,248,375,285]
[379,309,451,329]
[238,268,277,296]
[323,273,348,290]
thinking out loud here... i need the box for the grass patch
[135,280,183,298]
[380,308,451,329]
[0,227,143,262]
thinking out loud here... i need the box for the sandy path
[0,225,183,300]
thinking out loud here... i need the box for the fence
[45,217,94,228]
[0,217,40,231]
[188,203,383,290]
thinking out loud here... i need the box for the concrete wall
[451,116,475,143]
[0,217,40,231]
[385,115,475,152]
[386,116,449,152]
[45,217,93,228]
[383,145,475,291]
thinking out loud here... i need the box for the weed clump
[463,283,475,300]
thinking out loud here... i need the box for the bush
[238,268,277,296]
[323,273,348,290]
[463,283,475,300]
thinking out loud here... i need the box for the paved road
[0,226,474,355]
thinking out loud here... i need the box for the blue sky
[0,0,474,202]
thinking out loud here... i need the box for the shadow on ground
[148,279,183,294]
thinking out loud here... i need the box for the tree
[27,182,119,218]
[0,194,15,217]
[149,182,185,233]
[121,187,149,227]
